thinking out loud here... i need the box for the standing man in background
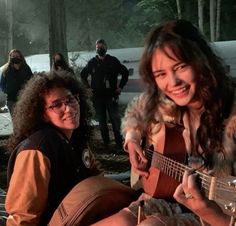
[81,39,129,149]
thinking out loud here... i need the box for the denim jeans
[93,96,123,147]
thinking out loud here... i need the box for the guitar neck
[146,148,218,200]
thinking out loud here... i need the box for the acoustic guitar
[131,125,236,217]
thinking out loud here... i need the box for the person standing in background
[81,39,129,149]
[0,49,33,114]
[51,52,75,76]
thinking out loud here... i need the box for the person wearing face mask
[0,49,33,114]
[51,52,75,76]
[81,39,129,150]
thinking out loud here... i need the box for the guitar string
[145,150,231,191]
[145,148,228,186]
[144,149,235,192]
[144,150,236,202]
[145,151,236,200]
[144,150,211,187]
[141,149,236,203]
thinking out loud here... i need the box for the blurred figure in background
[0,49,33,114]
[51,52,74,76]
[81,39,129,149]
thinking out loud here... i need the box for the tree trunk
[48,0,68,68]
[198,0,204,33]
[210,0,216,41]
[216,0,221,40]
[5,0,13,56]
[176,0,182,19]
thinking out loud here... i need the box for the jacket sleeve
[121,93,149,149]
[80,63,91,88]
[0,72,6,93]
[118,63,129,89]
[27,65,33,77]
[25,65,33,80]
[5,150,51,226]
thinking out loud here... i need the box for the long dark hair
[8,72,94,152]
[2,49,28,74]
[139,19,235,167]
[52,52,74,74]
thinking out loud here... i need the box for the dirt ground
[92,126,130,173]
[0,126,131,190]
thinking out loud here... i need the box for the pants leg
[127,193,201,226]
[93,97,110,145]
[107,97,123,147]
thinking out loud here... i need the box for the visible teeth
[171,87,186,94]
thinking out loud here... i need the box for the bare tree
[5,0,13,56]
[198,0,204,33]
[176,0,182,19]
[210,0,216,41]
[216,0,221,40]
[48,0,68,67]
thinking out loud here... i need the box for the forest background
[0,0,235,66]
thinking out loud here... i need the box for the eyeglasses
[46,94,80,115]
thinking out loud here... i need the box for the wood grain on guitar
[131,124,236,217]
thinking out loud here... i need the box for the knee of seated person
[137,215,198,226]
[137,217,162,226]
[137,216,170,226]
[91,209,136,226]
[115,209,137,226]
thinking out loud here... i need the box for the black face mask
[96,48,106,57]
[54,59,63,67]
[10,57,22,64]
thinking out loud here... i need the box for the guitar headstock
[213,176,236,217]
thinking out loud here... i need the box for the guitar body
[141,124,186,198]
[130,124,236,217]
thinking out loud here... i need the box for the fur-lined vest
[121,93,236,177]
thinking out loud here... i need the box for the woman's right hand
[127,141,149,177]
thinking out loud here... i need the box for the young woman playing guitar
[91,19,236,226]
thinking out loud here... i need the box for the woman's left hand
[173,170,206,213]
[173,170,231,226]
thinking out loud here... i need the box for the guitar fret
[142,145,236,218]
[153,151,186,182]
[147,148,236,200]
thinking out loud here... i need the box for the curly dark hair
[8,71,94,152]
[139,19,235,167]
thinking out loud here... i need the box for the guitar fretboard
[145,148,236,203]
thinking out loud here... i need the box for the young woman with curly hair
[5,72,103,225]
[91,20,236,226]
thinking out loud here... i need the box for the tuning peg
[224,203,236,213]
[227,179,236,188]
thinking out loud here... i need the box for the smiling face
[152,46,202,109]
[44,87,80,139]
